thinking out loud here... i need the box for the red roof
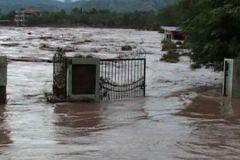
[15,9,38,14]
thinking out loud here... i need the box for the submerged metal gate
[100,58,146,101]
[53,53,146,101]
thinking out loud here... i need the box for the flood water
[1,27,238,160]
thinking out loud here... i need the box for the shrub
[213,63,224,71]
[161,39,167,44]
[190,63,202,70]
[176,41,182,45]
[159,28,164,33]
[162,39,176,51]
[180,41,191,49]
[206,62,224,71]
[181,51,192,57]
[160,50,180,63]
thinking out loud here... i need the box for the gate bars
[100,58,146,101]
[53,52,146,101]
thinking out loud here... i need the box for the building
[14,9,38,27]
[161,26,184,42]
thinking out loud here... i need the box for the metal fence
[100,58,146,101]
[52,52,146,101]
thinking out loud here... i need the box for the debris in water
[121,45,132,51]
[1,43,19,47]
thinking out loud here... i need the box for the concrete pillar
[0,56,7,104]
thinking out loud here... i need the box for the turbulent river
[1,27,237,160]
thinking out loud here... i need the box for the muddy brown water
[0,27,236,159]
[0,64,236,160]
[2,85,240,159]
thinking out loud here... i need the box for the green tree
[181,0,240,69]
[157,4,181,26]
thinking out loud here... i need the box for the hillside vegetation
[0,0,176,12]
[77,0,176,11]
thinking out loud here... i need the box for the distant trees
[1,1,239,70]
[157,5,181,26]
[27,9,162,30]
[0,6,181,29]
[0,10,15,20]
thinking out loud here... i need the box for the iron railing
[52,52,146,101]
[100,58,146,101]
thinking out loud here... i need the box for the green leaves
[181,0,240,69]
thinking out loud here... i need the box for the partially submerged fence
[52,53,146,102]
[100,58,146,101]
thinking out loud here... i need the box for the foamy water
[0,27,233,160]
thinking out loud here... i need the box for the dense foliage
[79,0,176,12]
[179,0,240,70]
[0,11,15,20]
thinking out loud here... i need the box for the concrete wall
[232,60,240,98]
[223,59,240,98]
[66,58,100,102]
[0,56,7,104]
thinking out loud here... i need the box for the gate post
[66,58,100,102]
[0,56,7,104]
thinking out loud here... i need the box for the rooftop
[15,9,38,14]
[161,26,181,32]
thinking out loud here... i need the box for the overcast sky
[57,0,82,2]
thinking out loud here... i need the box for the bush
[213,63,224,71]
[190,63,202,70]
[159,28,164,33]
[161,39,167,44]
[160,50,180,63]
[191,61,223,71]
[180,41,191,49]
[162,39,176,51]
[176,41,182,45]
[181,51,192,57]
[206,62,224,71]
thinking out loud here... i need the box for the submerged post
[223,59,240,98]
[0,56,7,104]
